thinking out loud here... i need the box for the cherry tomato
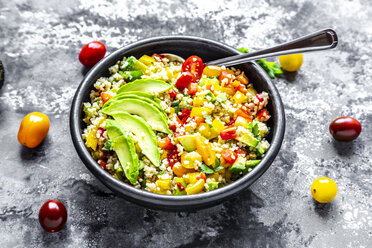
[235,147,247,157]
[182,55,204,82]
[169,116,182,132]
[79,41,106,67]
[175,71,193,91]
[18,112,50,148]
[39,200,67,232]
[220,126,237,140]
[158,137,175,150]
[167,148,180,168]
[187,83,198,95]
[311,177,337,203]
[168,88,178,99]
[257,109,270,121]
[329,116,361,141]
[100,92,112,103]
[178,108,191,120]
[279,54,303,72]
[256,93,263,102]
[221,149,238,164]
[172,163,194,177]
[219,70,234,85]
[99,160,107,170]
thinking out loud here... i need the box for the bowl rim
[70,35,285,210]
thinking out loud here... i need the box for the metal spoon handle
[205,28,338,67]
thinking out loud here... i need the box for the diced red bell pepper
[178,108,191,120]
[158,137,175,150]
[97,128,105,137]
[176,182,185,191]
[221,149,238,164]
[99,160,107,170]
[220,126,237,140]
[168,88,178,99]
[167,148,180,168]
[235,147,247,157]
[169,116,182,132]
[196,173,207,182]
[257,109,270,121]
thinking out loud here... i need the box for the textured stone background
[0,0,371,247]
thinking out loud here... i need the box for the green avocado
[119,70,143,82]
[229,157,247,173]
[257,141,270,155]
[236,128,260,148]
[112,113,160,167]
[123,56,148,72]
[102,98,171,134]
[106,119,139,185]
[117,79,173,95]
[176,135,197,152]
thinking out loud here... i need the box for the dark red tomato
[196,173,207,182]
[39,200,67,233]
[178,108,191,120]
[182,56,204,82]
[329,117,362,141]
[97,128,105,138]
[175,72,193,91]
[168,88,178,99]
[99,160,107,170]
[158,137,175,150]
[188,83,198,95]
[221,149,238,164]
[79,41,106,67]
[167,148,180,168]
[220,126,237,140]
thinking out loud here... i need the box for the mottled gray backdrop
[0,0,371,247]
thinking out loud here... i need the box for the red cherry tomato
[175,72,193,91]
[178,108,191,120]
[169,116,182,132]
[220,126,237,140]
[235,147,247,157]
[168,88,178,99]
[39,200,67,232]
[329,117,361,141]
[181,55,204,82]
[79,41,106,67]
[167,148,180,168]
[158,137,175,150]
[256,109,270,121]
[221,149,238,164]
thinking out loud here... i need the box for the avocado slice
[123,56,148,72]
[229,157,247,173]
[257,140,270,155]
[102,98,171,134]
[112,113,160,167]
[176,135,198,152]
[117,79,173,94]
[106,119,139,184]
[236,128,260,147]
[119,70,143,82]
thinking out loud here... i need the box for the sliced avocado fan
[112,113,160,167]
[117,79,173,94]
[102,98,172,134]
[106,119,139,185]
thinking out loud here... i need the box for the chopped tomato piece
[99,160,107,170]
[219,70,234,86]
[188,83,198,95]
[221,149,238,164]
[227,119,235,126]
[152,53,164,60]
[169,116,182,132]
[167,148,180,168]
[176,182,185,191]
[100,92,112,103]
[178,108,191,120]
[168,88,178,99]
[256,93,263,102]
[175,71,193,91]
[220,126,237,140]
[182,55,204,82]
[231,80,240,88]
[97,128,105,137]
[257,109,270,121]
[235,147,247,157]
[158,137,175,150]
[234,108,252,122]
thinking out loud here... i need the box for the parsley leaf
[200,163,215,174]
[200,158,224,174]
[252,123,260,137]
[237,48,283,79]
[102,140,112,151]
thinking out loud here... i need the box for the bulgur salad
[83,54,271,195]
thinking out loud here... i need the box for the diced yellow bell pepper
[139,55,155,65]
[206,80,221,93]
[234,116,249,128]
[221,87,236,96]
[211,119,225,134]
[203,65,222,77]
[157,178,171,191]
[169,107,175,115]
[86,128,98,151]
[233,91,247,104]
[197,123,218,139]
[190,107,213,117]
[183,172,201,184]
[231,80,241,88]
[193,95,206,107]
[181,152,202,169]
[195,136,216,166]
[185,179,205,195]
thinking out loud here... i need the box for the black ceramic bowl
[70,36,285,211]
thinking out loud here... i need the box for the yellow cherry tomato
[279,54,303,72]
[18,112,50,148]
[311,177,337,203]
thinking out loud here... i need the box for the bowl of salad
[70,36,285,210]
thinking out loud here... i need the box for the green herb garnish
[102,140,112,151]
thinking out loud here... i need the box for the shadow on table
[283,71,298,82]
[312,199,335,219]
[331,139,356,157]
[19,136,50,161]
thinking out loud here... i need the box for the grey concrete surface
[0,0,371,247]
